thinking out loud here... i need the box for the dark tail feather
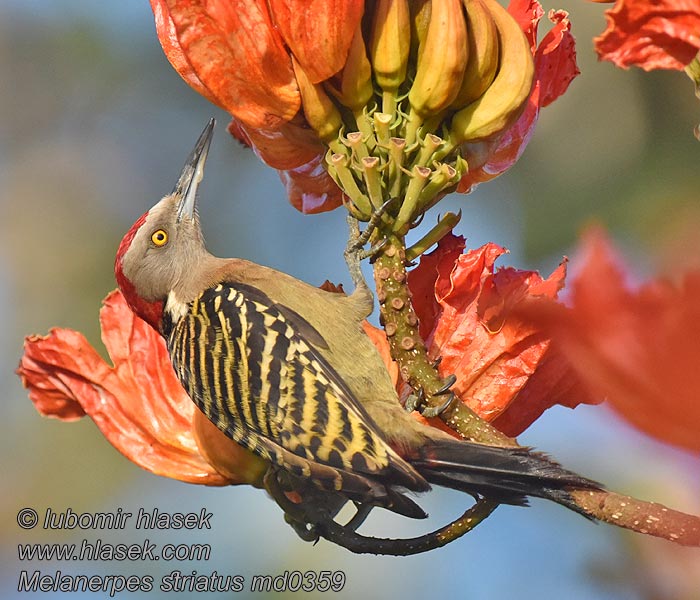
[410,440,602,519]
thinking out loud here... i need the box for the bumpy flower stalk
[372,234,517,445]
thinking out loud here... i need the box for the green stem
[361,157,384,209]
[415,133,444,168]
[404,106,423,147]
[388,137,406,199]
[316,499,499,555]
[373,112,393,146]
[352,108,376,148]
[393,166,430,233]
[572,490,700,546]
[330,153,372,217]
[372,234,516,446]
[405,211,461,262]
[382,90,397,118]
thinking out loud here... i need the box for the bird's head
[114,119,215,330]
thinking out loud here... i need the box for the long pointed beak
[174,118,215,222]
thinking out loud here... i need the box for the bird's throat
[114,267,164,332]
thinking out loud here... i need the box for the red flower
[523,228,700,453]
[592,0,700,71]
[152,0,579,210]
[458,3,579,193]
[366,234,600,436]
[17,290,267,486]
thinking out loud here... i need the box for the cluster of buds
[295,0,534,241]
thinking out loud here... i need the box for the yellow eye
[151,229,168,246]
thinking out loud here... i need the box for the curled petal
[152,0,300,129]
[507,0,545,52]
[269,0,365,83]
[490,344,599,436]
[151,0,217,104]
[408,234,597,434]
[227,118,252,149]
[279,154,345,214]
[594,0,700,71]
[536,10,579,108]
[18,330,102,421]
[407,232,466,340]
[17,290,246,485]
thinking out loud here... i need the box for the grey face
[119,194,208,302]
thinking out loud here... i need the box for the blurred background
[2,1,699,598]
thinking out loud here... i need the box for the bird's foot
[345,198,394,260]
[284,514,320,542]
[345,208,392,295]
[404,374,457,417]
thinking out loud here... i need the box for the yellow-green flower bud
[292,57,342,144]
[451,0,500,108]
[329,25,374,113]
[408,0,469,118]
[410,0,431,64]
[449,0,534,143]
[370,0,410,105]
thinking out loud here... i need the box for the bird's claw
[404,374,457,417]
[348,237,390,262]
[284,514,320,542]
[345,199,394,255]
[404,388,425,414]
[434,374,457,396]
[420,392,456,418]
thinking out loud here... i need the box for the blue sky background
[2,1,700,599]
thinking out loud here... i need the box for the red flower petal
[17,290,247,485]
[527,228,700,452]
[458,4,578,193]
[151,0,300,129]
[227,118,342,214]
[151,0,217,104]
[507,0,545,51]
[536,9,579,108]
[408,233,467,340]
[490,343,598,435]
[594,0,700,71]
[227,117,324,170]
[408,234,598,435]
[279,154,345,214]
[269,0,365,83]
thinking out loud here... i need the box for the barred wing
[165,283,425,499]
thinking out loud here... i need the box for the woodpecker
[115,119,599,522]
